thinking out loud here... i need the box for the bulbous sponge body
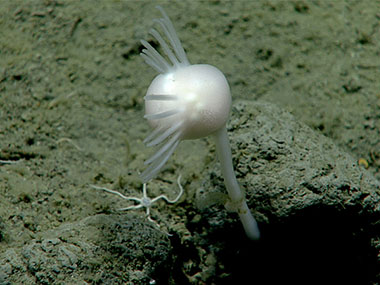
[145,64,231,140]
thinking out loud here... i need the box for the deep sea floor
[0,1,379,284]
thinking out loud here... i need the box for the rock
[228,100,380,220]
[0,214,172,284]
[195,100,380,284]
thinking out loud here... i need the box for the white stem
[213,126,260,240]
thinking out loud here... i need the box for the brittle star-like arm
[89,175,183,228]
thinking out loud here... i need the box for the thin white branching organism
[139,6,260,240]
[90,175,183,229]
[0,159,23,164]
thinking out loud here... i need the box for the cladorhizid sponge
[140,6,260,240]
